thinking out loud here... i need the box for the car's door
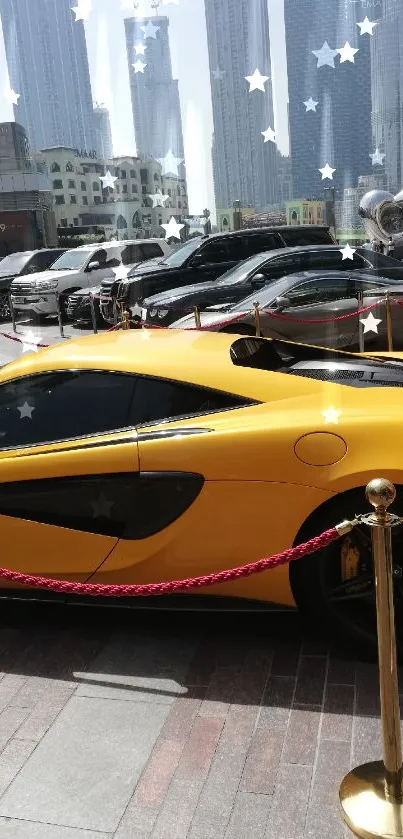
[214,253,304,307]
[0,369,140,581]
[260,277,358,348]
[81,249,120,289]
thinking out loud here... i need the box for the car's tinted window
[261,254,302,279]
[300,251,367,271]
[0,372,136,449]
[280,229,333,246]
[141,243,164,260]
[285,278,351,307]
[121,244,142,265]
[243,234,282,257]
[195,240,233,264]
[131,376,250,426]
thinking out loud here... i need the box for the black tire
[289,486,403,657]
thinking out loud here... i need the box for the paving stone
[327,654,355,686]
[258,676,295,732]
[271,641,300,678]
[0,677,27,714]
[0,696,170,833]
[198,663,238,719]
[0,738,37,797]
[304,740,351,839]
[0,819,111,838]
[240,729,284,795]
[75,637,195,705]
[160,691,202,742]
[0,708,28,752]
[265,763,312,839]
[230,645,272,709]
[185,639,218,688]
[355,662,380,716]
[282,706,321,765]
[16,685,74,742]
[224,792,272,839]
[321,684,354,742]
[293,656,327,707]
[352,714,382,766]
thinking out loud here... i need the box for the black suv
[141,245,403,326]
[0,248,66,320]
[99,225,335,324]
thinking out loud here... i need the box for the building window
[122,184,127,193]
[70,195,77,204]
[177,186,180,196]
[66,161,74,172]
[142,185,148,194]
[121,169,127,178]
[94,196,101,205]
[68,179,76,189]
[132,184,138,193]
[178,201,182,208]
[154,173,159,181]
[55,195,65,205]
[130,170,137,178]
[52,179,63,189]
[73,217,79,226]
[168,189,172,197]
[82,196,88,205]
[92,182,100,191]
[81,181,86,191]
[140,169,149,183]
[60,218,67,226]
[116,184,120,193]
[50,162,60,173]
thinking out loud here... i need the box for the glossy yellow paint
[0,330,403,608]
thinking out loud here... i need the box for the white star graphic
[357,17,377,35]
[17,402,35,419]
[245,69,269,93]
[312,41,338,69]
[261,127,276,143]
[319,163,336,180]
[90,494,114,519]
[100,170,118,189]
[133,60,146,73]
[131,303,143,318]
[360,312,382,334]
[322,407,341,425]
[21,330,43,354]
[148,189,170,207]
[134,42,147,56]
[212,67,226,81]
[4,87,20,106]
[370,148,385,166]
[340,244,356,260]
[337,42,359,64]
[141,20,160,39]
[71,0,92,22]
[158,149,183,176]
[303,97,318,112]
[161,216,184,241]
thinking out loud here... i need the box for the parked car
[0,249,66,320]
[10,240,169,321]
[2,327,403,649]
[99,225,336,324]
[65,239,171,326]
[141,246,403,327]
[170,270,403,351]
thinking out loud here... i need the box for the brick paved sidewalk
[0,605,386,839]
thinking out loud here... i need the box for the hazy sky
[0,0,289,216]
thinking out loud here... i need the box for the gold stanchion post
[194,307,201,329]
[340,478,403,838]
[122,309,131,330]
[253,302,260,337]
[357,291,365,353]
[386,293,394,352]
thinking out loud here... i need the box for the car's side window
[0,372,137,450]
[262,254,301,279]
[194,241,231,264]
[244,234,282,257]
[130,376,251,426]
[122,245,142,265]
[141,243,164,260]
[285,278,351,307]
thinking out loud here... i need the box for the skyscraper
[93,106,113,161]
[204,0,279,211]
[284,0,380,199]
[124,15,185,178]
[371,0,403,195]
[0,0,97,154]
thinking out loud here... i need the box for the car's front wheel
[290,486,403,656]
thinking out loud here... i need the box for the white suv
[10,239,171,319]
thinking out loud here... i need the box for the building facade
[284,0,380,200]
[204,0,279,212]
[371,0,403,195]
[93,107,113,162]
[285,199,325,226]
[0,0,97,155]
[124,15,185,180]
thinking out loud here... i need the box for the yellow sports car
[0,328,402,648]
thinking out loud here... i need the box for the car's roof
[195,226,330,242]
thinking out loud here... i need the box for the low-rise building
[285,199,325,226]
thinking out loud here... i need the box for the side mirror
[87,261,100,272]
[251,273,266,288]
[275,295,291,311]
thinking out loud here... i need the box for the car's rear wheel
[290,487,403,656]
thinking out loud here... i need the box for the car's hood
[12,269,76,285]
[144,281,217,306]
[127,258,172,278]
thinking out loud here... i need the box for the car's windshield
[0,252,33,276]
[215,253,270,286]
[49,250,93,271]
[162,239,204,268]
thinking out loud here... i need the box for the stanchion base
[340,761,403,838]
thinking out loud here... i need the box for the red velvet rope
[261,299,382,325]
[0,332,50,348]
[0,526,340,597]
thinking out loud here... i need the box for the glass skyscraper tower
[371,0,403,194]
[0,0,97,154]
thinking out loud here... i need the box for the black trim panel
[0,472,204,539]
